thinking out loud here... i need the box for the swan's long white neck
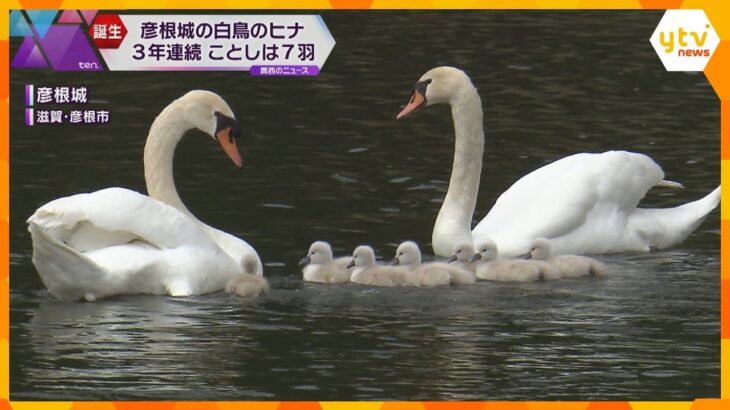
[140,93,262,275]
[432,84,484,256]
[144,102,196,219]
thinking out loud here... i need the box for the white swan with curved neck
[27,90,263,302]
[397,67,720,257]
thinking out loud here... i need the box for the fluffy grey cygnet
[449,241,479,273]
[393,241,476,286]
[299,241,352,283]
[349,245,413,287]
[226,254,270,298]
[528,238,608,278]
[473,240,560,282]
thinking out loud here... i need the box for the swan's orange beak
[396,90,426,119]
[216,127,242,168]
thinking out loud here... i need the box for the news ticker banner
[9,10,335,75]
[8,8,724,74]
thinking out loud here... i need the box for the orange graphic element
[380,403,426,410]
[329,0,376,8]
[0,221,6,341]
[684,0,730,40]
[424,402,489,410]
[706,41,730,100]
[277,402,323,410]
[17,0,64,9]
[585,403,632,410]
[723,102,729,159]
[0,160,6,223]
[483,403,529,410]
[171,402,220,410]
[691,399,729,410]
[70,402,118,410]
[528,404,589,410]
[0,42,6,103]
[0,101,6,163]
[218,402,280,410]
[723,217,730,274]
[0,40,6,163]
[720,278,730,339]
[114,403,176,410]
[639,0,684,8]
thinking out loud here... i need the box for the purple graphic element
[9,10,33,37]
[25,85,34,106]
[250,65,320,76]
[80,10,99,25]
[58,10,83,24]
[26,10,57,39]
[26,109,34,127]
[39,25,103,72]
[11,37,48,69]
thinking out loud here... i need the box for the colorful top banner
[10,11,336,75]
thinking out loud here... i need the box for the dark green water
[9,11,719,400]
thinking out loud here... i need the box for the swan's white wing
[203,227,263,275]
[472,151,664,256]
[28,222,169,301]
[27,187,240,301]
[28,187,220,252]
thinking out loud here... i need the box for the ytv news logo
[650,10,719,72]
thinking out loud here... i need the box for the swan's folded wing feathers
[473,154,598,248]
[472,151,665,255]
[28,222,108,301]
[28,187,220,252]
[202,227,262,275]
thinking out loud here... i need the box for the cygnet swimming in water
[473,240,560,282]
[226,254,270,298]
[448,242,479,273]
[528,238,608,278]
[393,241,476,286]
[299,241,352,283]
[348,245,412,287]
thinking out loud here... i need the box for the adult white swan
[27,90,263,302]
[397,66,720,257]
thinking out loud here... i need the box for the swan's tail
[629,185,720,250]
[28,222,107,302]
